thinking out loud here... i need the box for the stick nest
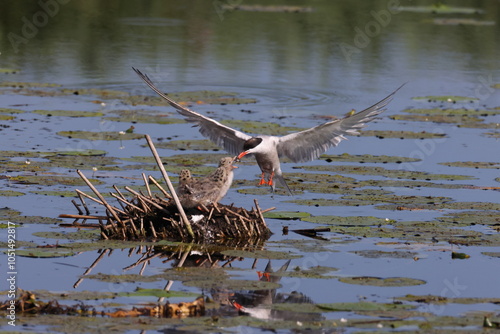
[60,172,272,244]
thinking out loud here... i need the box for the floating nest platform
[59,135,272,244]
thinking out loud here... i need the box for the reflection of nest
[71,244,321,322]
[59,135,272,243]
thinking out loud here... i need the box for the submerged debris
[0,290,205,318]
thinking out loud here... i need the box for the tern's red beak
[237,151,249,160]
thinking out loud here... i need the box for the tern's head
[237,137,263,159]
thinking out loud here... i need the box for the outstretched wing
[133,67,251,155]
[277,85,404,163]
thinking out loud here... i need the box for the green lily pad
[359,130,447,139]
[432,18,495,26]
[485,131,500,139]
[295,164,475,181]
[482,252,500,258]
[33,110,104,117]
[317,301,416,312]
[7,174,104,186]
[54,149,108,156]
[412,96,479,103]
[85,273,162,283]
[0,115,15,120]
[395,294,500,305]
[396,5,482,14]
[118,288,199,298]
[390,114,483,124]
[352,250,418,259]
[0,68,20,74]
[104,110,184,124]
[277,265,338,279]
[286,172,356,183]
[458,122,500,129]
[0,108,25,114]
[14,248,77,258]
[0,81,61,88]
[222,4,313,13]
[30,190,77,197]
[439,161,500,169]
[2,214,62,225]
[152,139,221,151]
[285,198,370,207]
[436,210,500,226]
[184,278,281,291]
[128,90,258,107]
[57,130,144,141]
[320,153,421,164]
[220,249,302,260]
[403,108,498,116]
[32,230,100,240]
[338,276,426,287]
[60,87,128,99]
[263,211,311,220]
[302,215,391,226]
[236,186,298,196]
[0,190,25,197]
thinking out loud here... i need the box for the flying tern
[133,67,403,195]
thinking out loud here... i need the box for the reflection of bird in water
[177,157,237,209]
[134,67,403,195]
[229,260,323,322]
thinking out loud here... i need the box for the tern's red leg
[259,172,266,185]
[267,171,275,186]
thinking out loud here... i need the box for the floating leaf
[432,18,495,26]
[57,130,144,141]
[0,81,61,88]
[352,250,418,259]
[412,96,479,103]
[152,139,221,151]
[0,190,25,197]
[359,130,447,139]
[317,301,416,312]
[338,276,426,287]
[320,153,421,164]
[0,68,20,74]
[302,215,390,226]
[32,230,100,240]
[54,149,107,156]
[14,248,76,258]
[263,211,311,220]
[439,161,500,169]
[482,252,500,258]
[184,279,281,291]
[396,5,482,14]
[118,289,198,298]
[403,108,499,116]
[33,110,104,117]
[220,249,302,260]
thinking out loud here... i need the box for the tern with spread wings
[133,67,403,195]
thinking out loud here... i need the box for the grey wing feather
[277,84,404,163]
[133,67,251,155]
